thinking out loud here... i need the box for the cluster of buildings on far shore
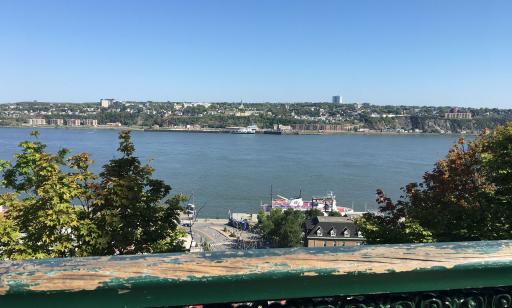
[26,117,123,128]
[7,97,489,135]
[27,118,98,127]
[444,107,472,119]
[22,98,118,128]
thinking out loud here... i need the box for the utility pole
[270,184,273,208]
[188,202,206,251]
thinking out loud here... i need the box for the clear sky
[0,0,511,107]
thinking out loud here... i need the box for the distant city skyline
[0,0,511,107]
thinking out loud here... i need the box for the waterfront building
[290,123,358,132]
[66,119,81,126]
[27,118,46,126]
[48,118,64,126]
[100,98,114,108]
[305,216,364,247]
[83,119,98,126]
[445,108,472,119]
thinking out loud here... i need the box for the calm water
[0,128,461,217]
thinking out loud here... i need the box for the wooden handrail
[1,240,512,307]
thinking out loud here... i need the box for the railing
[1,240,512,307]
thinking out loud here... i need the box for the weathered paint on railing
[1,240,512,307]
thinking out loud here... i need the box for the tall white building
[100,98,114,108]
[332,96,342,104]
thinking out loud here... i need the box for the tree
[0,130,187,260]
[257,209,305,248]
[92,130,186,255]
[356,189,433,244]
[357,122,512,244]
[399,136,494,241]
[0,131,100,259]
[0,216,30,260]
[304,208,324,219]
[483,124,512,205]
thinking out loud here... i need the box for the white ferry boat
[265,191,354,215]
[233,125,258,134]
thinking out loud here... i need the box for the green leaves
[0,134,98,259]
[0,130,185,260]
[358,122,512,244]
[117,130,135,157]
[93,130,184,255]
[356,191,433,245]
[257,209,305,248]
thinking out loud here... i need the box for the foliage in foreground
[0,131,186,260]
[357,122,512,244]
[92,131,187,255]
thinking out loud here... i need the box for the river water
[0,127,461,217]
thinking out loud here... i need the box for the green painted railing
[1,241,512,307]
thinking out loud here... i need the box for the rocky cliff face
[365,116,509,133]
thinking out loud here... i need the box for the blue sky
[0,0,511,107]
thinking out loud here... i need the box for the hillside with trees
[2,101,512,133]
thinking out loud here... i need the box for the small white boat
[233,125,258,134]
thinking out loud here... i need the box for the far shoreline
[0,125,478,136]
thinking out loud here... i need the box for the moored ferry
[262,191,354,216]
[233,125,258,134]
